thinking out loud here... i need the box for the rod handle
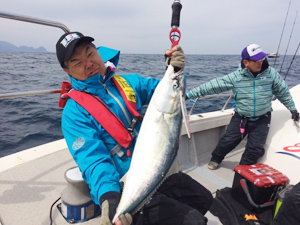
[171,1,182,28]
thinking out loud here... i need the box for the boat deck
[1,84,299,225]
[0,137,245,225]
[182,148,244,225]
[0,141,82,225]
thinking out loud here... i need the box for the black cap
[56,32,94,67]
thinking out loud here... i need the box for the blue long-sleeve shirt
[61,46,160,205]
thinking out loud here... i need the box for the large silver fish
[112,65,185,222]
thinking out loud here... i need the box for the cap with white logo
[56,32,94,67]
[241,44,268,61]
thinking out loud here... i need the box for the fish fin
[180,90,191,139]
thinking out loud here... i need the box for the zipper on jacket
[98,80,139,136]
[253,78,256,117]
[102,82,109,94]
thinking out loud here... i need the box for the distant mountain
[0,41,47,52]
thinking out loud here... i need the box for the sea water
[0,52,299,157]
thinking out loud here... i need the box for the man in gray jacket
[186,44,299,170]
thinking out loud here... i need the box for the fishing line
[273,0,291,68]
[279,10,298,74]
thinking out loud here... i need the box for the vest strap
[128,117,138,132]
[110,144,126,161]
[112,75,142,120]
[67,89,135,149]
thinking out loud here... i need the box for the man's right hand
[165,45,186,72]
[114,213,132,225]
[100,200,132,225]
[100,200,115,225]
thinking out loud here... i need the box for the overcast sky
[1,0,300,55]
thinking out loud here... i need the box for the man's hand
[100,200,132,225]
[165,45,186,71]
[100,200,115,225]
[114,213,132,225]
[291,110,299,122]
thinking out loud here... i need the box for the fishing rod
[283,35,300,128]
[286,57,300,129]
[273,0,291,68]
[169,0,192,138]
[284,40,300,81]
[170,0,182,48]
[0,11,70,99]
[279,10,298,75]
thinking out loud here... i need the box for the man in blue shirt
[56,32,213,225]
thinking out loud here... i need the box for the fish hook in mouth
[173,71,183,90]
[173,81,179,89]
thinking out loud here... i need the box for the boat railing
[0,10,69,100]
[1,89,234,117]
[188,94,233,115]
[188,94,300,127]
[0,90,61,100]
[0,10,70,33]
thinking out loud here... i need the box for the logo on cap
[249,46,262,55]
[251,47,260,52]
[60,33,81,48]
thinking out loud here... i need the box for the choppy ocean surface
[0,52,299,157]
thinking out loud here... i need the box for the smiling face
[243,57,265,73]
[63,41,106,80]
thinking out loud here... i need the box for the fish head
[154,65,185,113]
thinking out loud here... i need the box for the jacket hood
[98,46,120,67]
[69,46,120,91]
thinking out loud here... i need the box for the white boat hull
[259,85,300,184]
